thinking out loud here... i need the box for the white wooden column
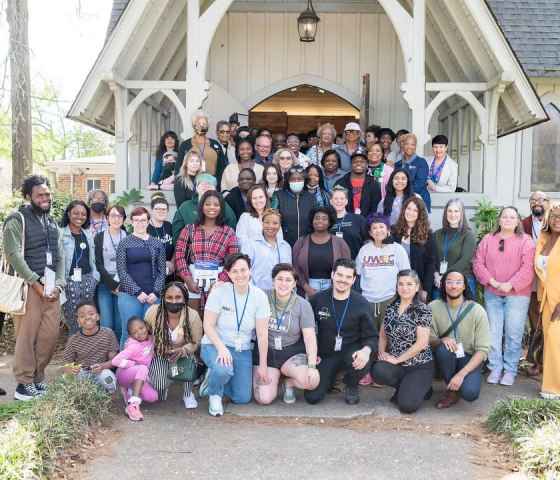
[109,81,129,195]
[483,83,507,199]
[410,0,427,150]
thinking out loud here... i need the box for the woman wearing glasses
[273,148,296,177]
[116,207,167,347]
[473,206,535,386]
[274,165,316,247]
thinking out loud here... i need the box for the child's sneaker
[183,391,198,409]
[125,398,144,422]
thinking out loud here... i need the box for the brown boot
[436,391,460,409]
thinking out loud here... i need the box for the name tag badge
[334,335,343,352]
[274,336,282,351]
[234,334,243,352]
[355,208,361,215]
[171,364,179,377]
[455,342,465,358]
[335,232,344,238]
[46,251,53,266]
[439,260,448,275]
[44,266,55,296]
[72,267,82,282]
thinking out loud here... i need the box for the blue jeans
[117,293,159,348]
[200,343,252,404]
[97,283,122,343]
[434,344,482,401]
[308,278,332,293]
[484,290,530,375]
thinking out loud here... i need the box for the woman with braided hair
[144,282,203,409]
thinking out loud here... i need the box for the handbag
[0,213,28,315]
[167,355,198,382]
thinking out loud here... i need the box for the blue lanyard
[331,295,351,335]
[72,231,87,268]
[429,156,447,182]
[445,301,465,339]
[442,231,459,260]
[273,292,292,330]
[233,286,250,333]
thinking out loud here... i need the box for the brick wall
[56,173,115,201]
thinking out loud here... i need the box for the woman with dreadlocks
[144,281,203,409]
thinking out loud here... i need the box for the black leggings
[304,346,371,405]
[372,360,434,413]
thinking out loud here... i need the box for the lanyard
[39,213,52,255]
[445,301,465,339]
[331,295,351,335]
[273,292,292,330]
[429,156,447,182]
[442,230,460,260]
[233,285,250,333]
[107,230,123,255]
[72,231,87,268]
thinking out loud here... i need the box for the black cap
[351,151,368,162]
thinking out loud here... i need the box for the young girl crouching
[112,317,158,421]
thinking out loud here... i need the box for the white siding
[205,12,410,130]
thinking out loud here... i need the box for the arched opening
[248,84,359,135]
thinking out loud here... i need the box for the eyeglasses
[132,218,148,224]
[279,155,293,160]
[345,130,359,134]
[445,280,464,286]
[499,238,505,252]
[108,213,123,219]
[288,166,305,174]
[153,207,168,212]
[218,129,230,134]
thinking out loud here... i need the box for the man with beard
[176,111,226,187]
[429,271,490,409]
[304,258,377,406]
[522,191,549,375]
[3,175,65,400]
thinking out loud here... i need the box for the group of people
[2,111,559,421]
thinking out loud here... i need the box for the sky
[0,0,113,107]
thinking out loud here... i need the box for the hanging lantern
[297,0,320,42]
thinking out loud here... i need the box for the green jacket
[429,299,490,360]
[172,195,237,244]
[2,211,66,288]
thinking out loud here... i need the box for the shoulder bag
[0,213,28,315]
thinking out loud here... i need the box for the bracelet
[307,364,317,369]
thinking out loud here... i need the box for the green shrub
[471,198,501,240]
[487,398,560,440]
[518,421,560,479]
[0,375,111,478]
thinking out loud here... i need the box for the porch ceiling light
[297,0,320,42]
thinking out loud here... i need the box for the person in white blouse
[236,184,283,247]
[426,135,458,193]
[242,208,292,291]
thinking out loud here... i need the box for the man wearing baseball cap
[335,121,367,172]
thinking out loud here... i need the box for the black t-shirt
[308,238,333,279]
[310,289,378,356]
[147,221,173,261]
[71,233,91,274]
[330,213,367,259]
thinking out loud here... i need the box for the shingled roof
[487,0,560,78]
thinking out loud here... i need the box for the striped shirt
[175,224,240,281]
[62,327,119,367]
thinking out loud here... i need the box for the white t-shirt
[202,283,270,351]
[356,241,411,303]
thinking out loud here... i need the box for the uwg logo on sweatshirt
[362,254,396,267]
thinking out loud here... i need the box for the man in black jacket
[304,258,378,405]
[335,152,381,219]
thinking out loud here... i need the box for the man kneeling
[304,259,377,405]
[429,271,490,408]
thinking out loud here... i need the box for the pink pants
[116,364,158,403]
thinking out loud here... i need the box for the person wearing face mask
[60,200,100,334]
[221,138,263,193]
[3,175,65,401]
[176,111,226,186]
[274,166,317,247]
[144,282,203,409]
[329,186,367,259]
[225,168,257,220]
[87,190,109,236]
[171,173,237,244]
[335,152,382,219]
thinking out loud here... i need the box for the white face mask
[289,181,304,194]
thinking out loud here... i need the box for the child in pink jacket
[112,316,157,421]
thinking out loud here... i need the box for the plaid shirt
[175,224,240,281]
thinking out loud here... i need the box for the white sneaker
[208,395,223,417]
[183,391,198,409]
[283,384,296,404]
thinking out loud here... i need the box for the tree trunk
[7,0,32,192]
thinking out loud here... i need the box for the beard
[446,292,464,301]
[531,206,544,218]
[31,200,51,214]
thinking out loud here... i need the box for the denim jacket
[60,226,100,281]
